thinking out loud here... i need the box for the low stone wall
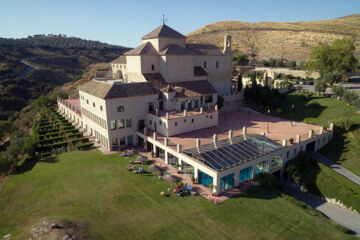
[255,67,320,79]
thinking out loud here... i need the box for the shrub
[330,117,354,133]
[285,151,320,194]
[254,172,281,190]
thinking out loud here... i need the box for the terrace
[141,109,326,152]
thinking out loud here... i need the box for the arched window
[117,106,124,112]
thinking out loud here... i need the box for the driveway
[310,152,360,186]
[284,186,360,237]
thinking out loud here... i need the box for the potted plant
[151,150,154,157]
[209,183,214,191]
[191,176,195,183]
[289,138,294,144]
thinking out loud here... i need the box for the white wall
[105,94,158,149]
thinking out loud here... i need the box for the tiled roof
[142,24,186,40]
[186,43,224,56]
[194,66,208,76]
[124,42,158,56]
[143,73,168,89]
[159,44,195,55]
[170,80,217,98]
[79,80,158,99]
[111,55,127,64]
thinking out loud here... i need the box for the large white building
[58,24,333,195]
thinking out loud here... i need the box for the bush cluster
[243,81,282,111]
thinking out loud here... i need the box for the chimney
[296,134,301,143]
[177,144,182,153]
[213,134,218,148]
[309,129,314,138]
[229,129,233,144]
[223,35,232,55]
[196,138,201,153]
[200,107,203,114]
[166,112,169,120]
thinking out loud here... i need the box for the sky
[0,0,359,48]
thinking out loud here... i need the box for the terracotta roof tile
[170,80,217,98]
[194,66,208,76]
[79,80,158,99]
[124,42,158,56]
[186,43,224,56]
[142,24,186,40]
[159,44,195,55]
[111,55,127,64]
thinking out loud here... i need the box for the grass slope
[187,14,360,62]
[277,91,360,176]
[0,149,354,239]
[316,163,360,212]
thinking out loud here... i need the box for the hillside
[187,14,360,62]
[0,35,129,120]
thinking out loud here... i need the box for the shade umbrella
[164,175,180,183]
[148,165,162,173]
[136,155,147,161]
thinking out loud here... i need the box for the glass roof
[183,134,282,172]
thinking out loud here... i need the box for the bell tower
[223,35,232,55]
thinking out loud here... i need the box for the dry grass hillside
[187,14,360,62]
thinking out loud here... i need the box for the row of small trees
[0,90,68,174]
[332,85,360,107]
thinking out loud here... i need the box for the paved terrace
[152,108,215,120]
[144,109,325,151]
[58,98,81,116]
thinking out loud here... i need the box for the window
[175,122,177,126]
[294,148,297,155]
[118,119,125,129]
[117,106,124,112]
[191,119,194,123]
[184,119,186,123]
[120,136,126,145]
[86,99,89,104]
[203,61,207,69]
[149,120,152,125]
[300,146,303,151]
[216,61,219,68]
[206,115,208,119]
[159,120,162,125]
[112,138,118,148]
[210,115,213,119]
[151,64,155,71]
[110,120,117,130]
[127,135,133,145]
[126,118,132,128]
[287,151,289,158]
[93,102,95,107]
[100,105,103,111]
[205,95,213,103]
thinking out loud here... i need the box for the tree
[216,95,224,109]
[235,54,249,66]
[323,72,342,86]
[237,74,243,91]
[314,80,327,95]
[343,90,359,106]
[332,85,345,99]
[286,60,296,69]
[306,38,358,76]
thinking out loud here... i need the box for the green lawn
[277,91,360,176]
[316,163,360,212]
[0,149,355,240]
